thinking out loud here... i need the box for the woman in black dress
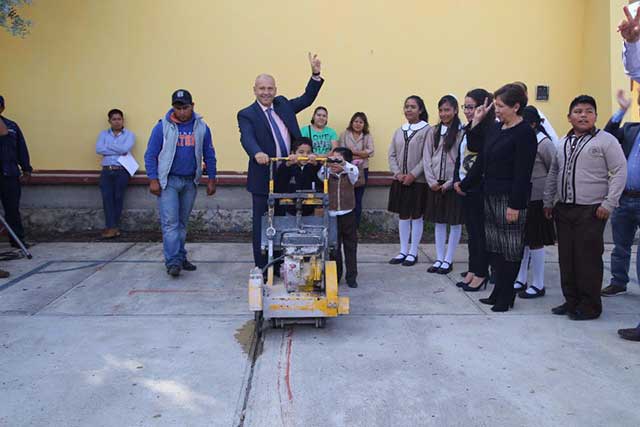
[459,84,537,312]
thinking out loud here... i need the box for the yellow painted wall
[0,0,628,172]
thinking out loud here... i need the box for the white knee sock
[398,219,411,256]
[435,223,446,261]
[409,218,424,257]
[444,224,462,264]
[515,246,530,287]
[528,248,546,291]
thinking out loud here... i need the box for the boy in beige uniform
[544,95,627,320]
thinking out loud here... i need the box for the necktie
[266,108,289,157]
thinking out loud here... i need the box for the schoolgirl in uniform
[388,95,431,266]
[423,95,464,274]
[514,106,556,298]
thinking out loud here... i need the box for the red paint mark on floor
[128,289,218,296]
[285,328,294,402]
[277,328,295,425]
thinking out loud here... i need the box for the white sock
[515,246,530,288]
[398,219,411,256]
[409,218,424,257]
[528,248,546,292]
[435,223,446,261]
[444,224,462,264]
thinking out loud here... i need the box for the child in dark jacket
[275,137,322,216]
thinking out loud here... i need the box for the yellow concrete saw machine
[248,157,349,328]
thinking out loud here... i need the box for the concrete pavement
[0,242,639,427]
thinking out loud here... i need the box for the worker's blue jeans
[158,175,197,268]
[609,195,640,288]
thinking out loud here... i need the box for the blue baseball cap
[171,89,192,106]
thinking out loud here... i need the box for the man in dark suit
[603,90,640,342]
[0,95,32,250]
[238,53,324,268]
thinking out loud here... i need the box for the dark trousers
[463,191,489,277]
[252,194,269,268]
[554,203,606,316]
[488,252,520,308]
[99,168,130,229]
[334,211,358,284]
[353,168,369,226]
[0,176,24,241]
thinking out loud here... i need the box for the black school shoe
[519,286,545,299]
[347,281,358,288]
[436,262,453,275]
[389,253,407,265]
[402,254,418,266]
[182,260,197,271]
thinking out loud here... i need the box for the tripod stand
[0,213,32,259]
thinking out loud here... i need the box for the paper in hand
[117,152,139,177]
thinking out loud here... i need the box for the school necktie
[266,108,289,157]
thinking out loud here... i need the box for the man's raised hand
[309,52,321,75]
[619,5,640,43]
[617,89,632,111]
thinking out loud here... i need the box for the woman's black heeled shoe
[461,277,488,292]
[427,260,442,273]
[456,280,470,288]
[389,253,407,265]
[402,254,418,266]
[493,294,516,311]
[436,262,453,275]
[479,297,496,306]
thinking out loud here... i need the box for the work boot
[101,228,117,239]
[618,327,640,342]
[0,269,9,278]
[182,260,197,271]
[167,265,181,277]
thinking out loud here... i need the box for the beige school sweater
[388,121,431,183]
[423,123,463,190]
[543,129,627,213]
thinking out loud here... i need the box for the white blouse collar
[401,120,428,132]
[536,131,548,143]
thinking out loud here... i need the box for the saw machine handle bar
[268,157,330,195]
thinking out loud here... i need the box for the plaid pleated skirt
[484,193,527,262]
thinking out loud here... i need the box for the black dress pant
[554,203,606,316]
[0,176,24,241]
[252,194,268,268]
[463,191,488,277]
[488,252,520,308]
[334,211,358,284]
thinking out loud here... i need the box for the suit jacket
[238,77,324,195]
[604,117,640,159]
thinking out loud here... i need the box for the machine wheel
[270,318,277,329]
[314,317,326,329]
